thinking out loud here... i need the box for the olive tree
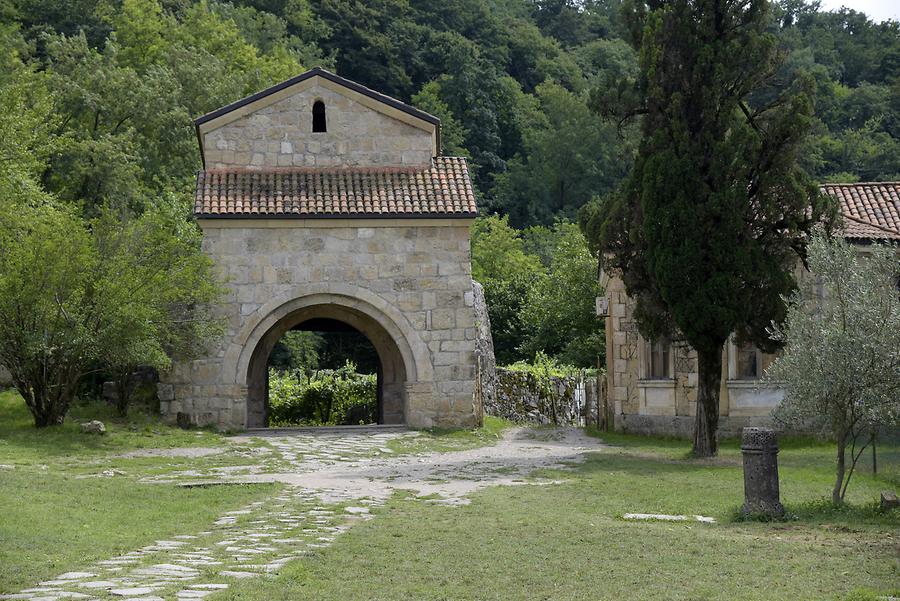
[768,235,900,504]
[0,203,222,425]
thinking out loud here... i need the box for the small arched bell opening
[312,100,327,133]
[245,304,407,428]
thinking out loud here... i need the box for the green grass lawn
[2,387,898,600]
[0,389,278,592]
[218,430,900,601]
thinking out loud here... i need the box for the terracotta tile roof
[193,157,477,218]
[822,182,900,240]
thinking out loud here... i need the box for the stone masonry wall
[202,82,434,169]
[487,368,597,426]
[0,364,12,387]
[604,264,818,437]
[472,281,495,425]
[160,221,478,430]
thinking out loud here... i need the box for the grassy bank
[218,429,899,601]
[0,389,277,591]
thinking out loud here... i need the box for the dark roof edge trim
[194,123,205,169]
[194,212,477,221]
[194,67,441,129]
[821,181,900,188]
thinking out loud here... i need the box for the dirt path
[229,426,603,504]
[2,427,604,601]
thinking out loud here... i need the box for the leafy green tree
[43,33,172,215]
[495,81,631,226]
[92,208,223,415]
[268,330,324,373]
[519,222,603,367]
[775,2,900,183]
[0,30,56,204]
[412,80,470,157]
[0,203,222,425]
[768,235,900,504]
[471,215,544,282]
[471,215,545,364]
[0,204,93,426]
[581,0,833,456]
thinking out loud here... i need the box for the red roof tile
[194,157,477,218]
[822,182,900,240]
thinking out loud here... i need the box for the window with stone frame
[734,342,776,380]
[644,339,671,379]
[736,342,760,379]
[312,100,326,132]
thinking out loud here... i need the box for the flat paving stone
[110,587,158,596]
[78,580,119,589]
[53,573,95,581]
[218,571,257,579]
[623,512,716,523]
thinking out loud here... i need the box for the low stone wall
[0,364,11,387]
[615,413,777,439]
[487,368,598,426]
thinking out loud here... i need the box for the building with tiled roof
[162,68,481,432]
[822,182,900,241]
[599,181,900,438]
[193,157,477,218]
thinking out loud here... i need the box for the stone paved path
[3,427,601,601]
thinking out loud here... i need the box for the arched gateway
[158,68,481,430]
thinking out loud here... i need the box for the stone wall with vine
[486,368,598,426]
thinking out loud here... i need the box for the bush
[504,352,600,379]
[268,362,377,426]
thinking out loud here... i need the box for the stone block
[431,309,455,330]
[455,309,475,329]
[433,352,459,366]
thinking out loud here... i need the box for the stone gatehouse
[160,67,480,430]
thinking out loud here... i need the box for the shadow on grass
[726,498,900,529]
[0,388,219,462]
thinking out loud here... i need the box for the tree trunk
[692,347,722,457]
[833,431,846,505]
[115,372,131,417]
[19,382,69,427]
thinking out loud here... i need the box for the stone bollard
[741,427,785,518]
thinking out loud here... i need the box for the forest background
[1,0,897,370]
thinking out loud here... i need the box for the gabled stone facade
[196,67,439,170]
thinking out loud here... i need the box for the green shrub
[268,362,377,426]
[503,351,601,379]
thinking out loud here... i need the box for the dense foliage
[768,236,900,504]
[0,204,221,425]
[268,364,377,426]
[471,216,602,367]
[1,0,897,423]
[0,0,896,228]
[580,0,834,456]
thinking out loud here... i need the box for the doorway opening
[267,319,379,427]
[245,303,409,428]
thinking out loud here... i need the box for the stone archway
[231,288,430,428]
[244,301,412,427]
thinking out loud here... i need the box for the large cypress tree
[581,0,834,456]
